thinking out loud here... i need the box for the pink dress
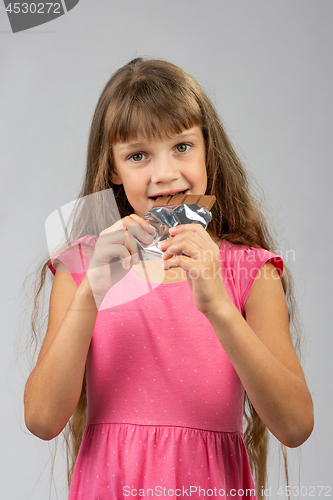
[50,237,283,499]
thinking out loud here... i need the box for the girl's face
[111,125,208,218]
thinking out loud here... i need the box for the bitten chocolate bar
[140,194,216,260]
[153,194,216,210]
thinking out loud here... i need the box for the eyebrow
[117,133,199,152]
[117,142,146,152]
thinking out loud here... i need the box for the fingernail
[143,225,156,233]
[144,233,154,242]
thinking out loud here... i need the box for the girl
[24,58,313,499]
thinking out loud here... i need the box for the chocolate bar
[153,194,216,210]
[139,195,216,260]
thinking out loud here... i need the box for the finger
[100,215,156,242]
[159,231,203,252]
[124,227,132,255]
[169,223,208,240]
[89,242,132,270]
[98,228,131,246]
[161,254,195,272]
[129,213,156,233]
[123,230,140,265]
[161,239,202,260]
[122,216,156,244]
[125,224,156,245]
[116,229,141,265]
[93,231,139,268]
[107,243,135,271]
[99,226,152,255]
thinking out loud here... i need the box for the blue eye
[175,143,190,153]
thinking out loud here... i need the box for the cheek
[123,179,143,199]
[199,173,208,194]
[198,166,208,186]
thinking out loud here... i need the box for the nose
[150,156,180,184]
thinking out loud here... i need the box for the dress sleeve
[48,235,97,286]
[239,246,284,312]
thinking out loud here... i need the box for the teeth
[150,190,187,201]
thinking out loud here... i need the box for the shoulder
[48,235,98,278]
[220,240,283,271]
[244,261,285,313]
[218,239,284,314]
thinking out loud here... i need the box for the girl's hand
[158,224,231,316]
[85,214,155,304]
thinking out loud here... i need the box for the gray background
[1,1,332,498]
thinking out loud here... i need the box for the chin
[134,210,147,218]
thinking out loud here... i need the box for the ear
[109,170,123,185]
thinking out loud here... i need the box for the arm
[24,264,98,440]
[159,225,314,448]
[24,216,156,441]
[207,262,314,448]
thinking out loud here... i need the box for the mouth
[149,189,189,202]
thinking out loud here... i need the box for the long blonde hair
[30,57,301,497]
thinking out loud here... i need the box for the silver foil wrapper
[136,203,212,260]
